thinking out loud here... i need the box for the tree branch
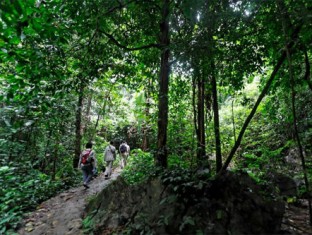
[103,0,136,16]
[100,30,160,50]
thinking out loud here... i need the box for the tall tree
[278,0,312,223]
[155,0,171,168]
[73,80,84,168]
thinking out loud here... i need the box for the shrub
[121,149,156,185]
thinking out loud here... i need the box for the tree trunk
[231,98,237,142]
[52,142,59,181]
[303,48,312,91]
[197,72,207,168]
[193,74,198,139]
[211,60,222,172]
[93,94,109,139]
[289,44,312,226]
[142,85,151,151]
[83,93,93,139]
[42,129,52,172]
[73,83,84,168]
[155,0,170,168]
[280,5,312,222]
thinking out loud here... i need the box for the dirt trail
[282,199,312,235]
[18,169,121,235]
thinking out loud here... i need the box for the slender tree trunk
[83,94,93,139]
[141,127,148,151]
[86,94,92,118]
[156,0,170,168]
[42,129,52,172]
[303,48,312,91]
[73,83,84,168]
[211,61,222,172]
[93,112,101,138]
[23,125,34,161]
[52,142,59,181]
[288,46,312,226]
[232,98,237,142]
[142,84,151,151]
[193,74,198,138]
[93,95,109,139]
[197,72,207,168]
[205,86,212,121]
[280,5,312,222]
[219,24,302,173]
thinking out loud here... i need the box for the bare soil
[17,169,121,235]
[281,199,312,235]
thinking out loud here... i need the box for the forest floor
[281,199,312,235]
[17,169,122,235]
[16,169,312,235]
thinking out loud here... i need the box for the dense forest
[0,0,312,234]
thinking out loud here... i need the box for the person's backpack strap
[87,149,92,159]
[109,145,114,153]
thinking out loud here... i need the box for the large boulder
[268,172,298,197]
[84,171,285,234]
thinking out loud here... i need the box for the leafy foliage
[0,164,68,233]
[121,149,156,185]
[0,0,311,231]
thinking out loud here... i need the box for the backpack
[81,150,92,164]
[120,144,127,153]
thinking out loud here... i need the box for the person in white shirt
[103,141,116,179]
[119,141,130,169]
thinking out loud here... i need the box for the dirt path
[282,199,312,235]
[18,169,121,235]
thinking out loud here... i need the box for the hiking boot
[104,174,109,179]
[83,183,90,188]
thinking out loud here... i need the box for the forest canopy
[0,0,311,233]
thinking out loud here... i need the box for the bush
[121,149,156,185]
[0,163,66,234]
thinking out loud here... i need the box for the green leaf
[216,210,223,219]
[0,166,10,173]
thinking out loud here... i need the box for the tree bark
[142,83,151,151]
[197,71,207,168]
[93,94,109,139]
[155,0,170,168]
[83,93,93,139]
[73,82,84,168]
[211,60,222,172]
[193,74,198,139]
[303,48,312,91]
[52,142,59,181]
[231,98,237,142]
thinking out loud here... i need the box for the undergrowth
[121,149,156,185]
[0,162,81,234]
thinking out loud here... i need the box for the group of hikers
[77,140,130,188]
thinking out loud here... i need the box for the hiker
[119,141,130,169]
[78,142,97,188]
[103,141,116,179]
